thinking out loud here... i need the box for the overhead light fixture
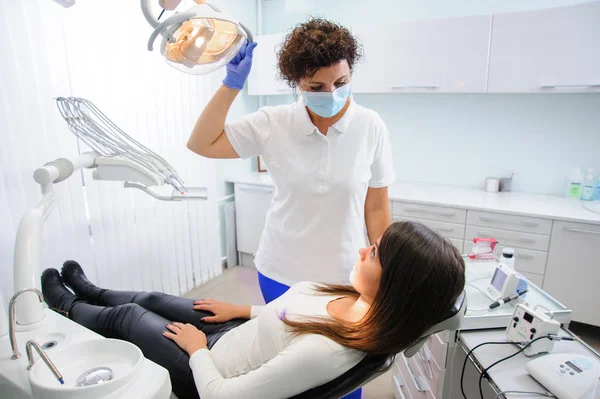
[142,0,253,75]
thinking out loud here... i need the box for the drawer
[465,225,550,252]
[392,371,413,399]
[393,201,467,224]
[495,244,547,275]
[519,271,544,287]
[448,238,465,253]
[393,216,465,240]
[425,332,449,369]
[467,210,552,235]
[393,354,439,399]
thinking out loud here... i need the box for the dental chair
[290,290,467,399]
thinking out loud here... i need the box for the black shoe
[61,260,106,303]
[41,268,81,317]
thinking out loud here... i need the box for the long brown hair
[283,221,466,355]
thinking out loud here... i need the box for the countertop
[225,172,600,225]
[459,328,599,399]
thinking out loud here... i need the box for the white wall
[0,0,225,303]
[259,0,600,196]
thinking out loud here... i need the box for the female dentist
[188,18,395,304]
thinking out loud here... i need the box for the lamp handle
[239,22,254,43]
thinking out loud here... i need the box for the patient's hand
[163,322,207,356]
[193,299,251,323]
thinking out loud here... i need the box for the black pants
[69,289,246,399]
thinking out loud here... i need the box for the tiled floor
[184,266,600,399]
[184,266,395,399]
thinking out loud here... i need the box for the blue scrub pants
[257,272,363,399]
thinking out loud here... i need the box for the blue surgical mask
[302,82,352,118]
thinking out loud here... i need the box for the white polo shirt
[225,97,395,286]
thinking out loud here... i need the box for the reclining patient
[41,221,465,399]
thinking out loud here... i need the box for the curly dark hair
[277,18,363,88]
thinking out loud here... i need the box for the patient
[41,221,465,399]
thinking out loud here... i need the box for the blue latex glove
[223,41,258,90]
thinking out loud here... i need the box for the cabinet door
[247,34,291,96]
[234,184,274,255]
[350,24,388,93]
[544,221,600,326]
[383,15,491,93]
[488,2,600,93]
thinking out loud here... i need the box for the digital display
[491,268,508,291]
[523,312,534,323]
[566,361,583,373]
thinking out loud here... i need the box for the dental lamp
[142,0,253,75]
[13,97,207,328]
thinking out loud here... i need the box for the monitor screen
[523,312,534,323]
[491,268,508,291]
[566,361,583,373]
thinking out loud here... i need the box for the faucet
[9,288,44,359]
[26,340,64,385]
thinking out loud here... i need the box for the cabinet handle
[518,237,536,244]
[517,253,534,260]
[522,220,540,228]
[479,215,539,228]
[393,375,408,399]
[477,231,536,244]
[404,207,456,217]
[276,88,289,92]
[563,227,600,235]
[402,355,430,392]
[391,85,440,90]
[540,84,600,89]
[238,185,274,194]
[417,347,434,380]
[438,227,454,233]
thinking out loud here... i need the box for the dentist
[188,18,395,305]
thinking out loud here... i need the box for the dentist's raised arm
[187,41,258,159]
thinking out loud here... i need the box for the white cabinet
[544,221,600,326]
[349,24,388,93]
[381,15,491,93]
[233,184,274,259]
[247,33,291,96]
[488,2,600,93]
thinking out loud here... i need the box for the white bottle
[567,168,584,199]
[581,169,595,201]
[500,247,515,270]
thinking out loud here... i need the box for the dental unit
[13,97,209,331]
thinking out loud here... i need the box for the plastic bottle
[566,168,584,199]
[594,176,600,201]
[581,169,595,201]
[500,247,515,270]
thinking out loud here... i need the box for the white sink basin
[583,202,600,215]
[29,338,143,399]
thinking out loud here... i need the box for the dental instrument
[9,288,44,358]
[142,0,253,75]
[485,262,529,301]
[506,303,562,356]
[489,289,528,309]
[26,340,65,385]
[526,353,600,399]
[13,98,208,328]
